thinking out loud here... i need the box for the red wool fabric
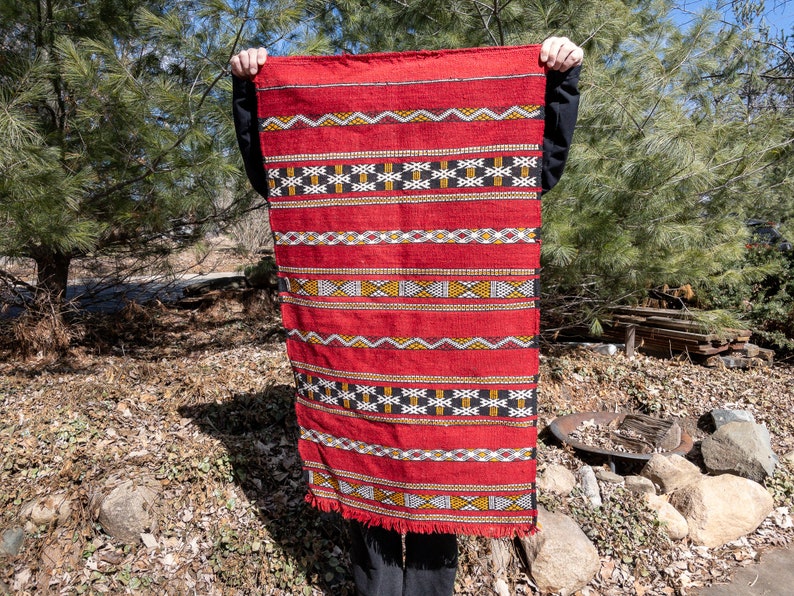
[254,45,545,537]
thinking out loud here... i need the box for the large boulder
[701,422,777,482]
[640,453,702,494]
[518,507,600,595]
[669,474,773,547]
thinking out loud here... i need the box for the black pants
[349,521,458,596]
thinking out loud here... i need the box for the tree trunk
[13,250,73,355]
[33,250,72,307]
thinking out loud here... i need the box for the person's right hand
[230,48,268,80]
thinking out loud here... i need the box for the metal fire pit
[548,411,693,470]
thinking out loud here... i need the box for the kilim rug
[254,45,545,537]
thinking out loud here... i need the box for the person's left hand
[540,37,583,72]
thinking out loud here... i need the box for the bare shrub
[13,309,72,355]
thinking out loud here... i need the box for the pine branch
[0,268,37,293]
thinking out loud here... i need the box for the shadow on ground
[179,384,355,595]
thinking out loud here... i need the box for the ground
[1,278,793,594]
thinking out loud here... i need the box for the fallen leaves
[0,305,792,594]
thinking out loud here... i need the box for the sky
[672,1,794,36]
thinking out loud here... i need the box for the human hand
[230,47,268,79]
[539,37,583,72]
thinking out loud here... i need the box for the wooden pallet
[603,306,752,357]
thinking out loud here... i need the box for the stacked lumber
[603,306,754,358]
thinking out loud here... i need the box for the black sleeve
[542,65,581,194]
[232,75,270,198]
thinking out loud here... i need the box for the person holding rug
[231,37,582,596]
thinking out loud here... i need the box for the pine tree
[306,0,794,332]
[0,0,270,309]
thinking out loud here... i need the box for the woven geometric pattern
[261,104,542,131]
[267,156,540,196]
[274,227,538,246]
[255,45,545,537]
[282,278,539,299]
[294,372,536,417]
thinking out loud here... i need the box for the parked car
[746,219,792,252]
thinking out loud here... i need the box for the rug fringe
[306,493,539,538]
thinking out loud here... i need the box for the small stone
[782,451,794,467]
[701,422,777,482]
[494,578,510,596]
[711,409,756,429]
[92,476,160,544]
[140,533,159,549]
[669,474,773,548]
[644,494,688,540]
[771,507,793,529]
[594,469,624,484]
[577,466,602,507]
[0,527,25,556]
[592,343,620,356]
[640,453,702,494]
[625,475,656,495]
[518,506,600,595]
[538,464,577,497]
[20,493,72,526]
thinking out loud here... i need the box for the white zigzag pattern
[262,105,542,130]
[275,228,537,246]
[301,428,535,462]
[287,329,536,350]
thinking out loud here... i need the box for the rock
[19,493,72,526]
[141,533,159,549]
[710,409,756,429]
[644,494,688,540]
[640,453,702,494]
[538,464,577,497]
[771,507,793,529]
[701,422,777,482]
[592,343,620,356]
[0,527,25,556]
[518,506,600,595]
[755,346,775,364]
[625,475,656,495]
[577,466,602,507]
[494,578,510,596]
[782,451,794,467]
[594,469,624,484]
[91,476,160,544]
[669,474,773,547]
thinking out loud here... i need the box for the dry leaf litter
[0,296,792,595]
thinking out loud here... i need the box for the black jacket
[232,65,580,197]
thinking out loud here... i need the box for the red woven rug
[254,45,545,537]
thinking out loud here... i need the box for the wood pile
[602,306,773,365]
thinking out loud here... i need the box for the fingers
[539,36,584,72]
[230,47,268,79]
